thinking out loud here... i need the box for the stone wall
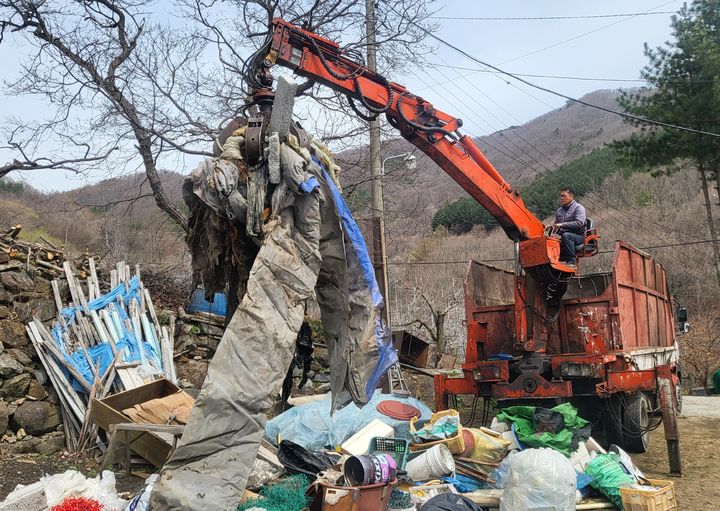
[173,317,224,390]
[0,264,67,456]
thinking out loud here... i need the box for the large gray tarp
[151,137,393,509]
[151,188,320,509]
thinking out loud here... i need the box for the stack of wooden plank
[25,259,178,453]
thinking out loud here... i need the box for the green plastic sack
[496,403,589,456]
[584,453,635,509]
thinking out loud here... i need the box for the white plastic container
[405,444,455,482]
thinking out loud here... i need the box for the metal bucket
[344,454,397,486]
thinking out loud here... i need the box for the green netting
[237,475,311,511]
[496,403,590,456]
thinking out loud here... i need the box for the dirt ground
[634,416,720,510]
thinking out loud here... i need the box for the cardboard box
[92,379,193,467]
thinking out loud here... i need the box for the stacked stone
[0,265,67,456]
[173,316,224,390]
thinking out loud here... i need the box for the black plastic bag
[277,440,338,477]
[420,494,488,511]
[533,407,565,434]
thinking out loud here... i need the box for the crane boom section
[265,19,544,241]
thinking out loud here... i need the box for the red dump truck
[434,241,682,471]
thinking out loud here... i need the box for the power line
[434,38,720,138]
[388,239,720,266]
[419,64,701,243]
[498,1,679,66]
[430,11,676,21]
[419,67,557,174]
[388,4,720,138]
[426,62,571,171]
[418,63,701,244]
[427,63,715,84]
[411,68,545,173]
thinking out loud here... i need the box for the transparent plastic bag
[499,448,576,511]
[490,450,517,489]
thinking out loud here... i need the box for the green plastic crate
[368,437,409,471]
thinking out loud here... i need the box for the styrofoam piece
[501,430,520,451]
[586,437,606,455]
[569,441,591,472]
[340,419,394,455]
[480,426,502,438]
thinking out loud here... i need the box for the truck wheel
[602,395,624,447]
[623,393,650,453]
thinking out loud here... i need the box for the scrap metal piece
[267,132,281,184]
[268,75,298,141]
[245,117,265,166]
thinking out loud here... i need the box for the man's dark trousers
[560,231,584,263]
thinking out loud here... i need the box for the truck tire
[623,393,650,453]
[602,395,624,448]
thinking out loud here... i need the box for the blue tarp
[315,157,398,398]
[188,289,228,317]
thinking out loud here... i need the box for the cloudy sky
[0,0,684,191]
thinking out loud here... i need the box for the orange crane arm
[258,19,573,273]
[263,19,544,241]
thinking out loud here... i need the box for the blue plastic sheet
[265,392,432,451]
[50,276,162,392]
[188,289,227,316]
[441,475,486,493]
[313,157,397,399]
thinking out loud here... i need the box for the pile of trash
[152,399,670,511]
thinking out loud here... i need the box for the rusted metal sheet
[605,369,658,392]
[614,242,675,350]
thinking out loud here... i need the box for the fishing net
[237,475,311,511]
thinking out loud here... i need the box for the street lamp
[376,152,417,326]
[382,152,416,176]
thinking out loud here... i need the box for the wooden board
[92,379,186,467]
[122,391,194,425]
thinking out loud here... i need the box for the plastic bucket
[344,454,397,486]
[405,444,455,482]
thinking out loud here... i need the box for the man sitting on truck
[555,187,586,265]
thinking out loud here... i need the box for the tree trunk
[699,164,720,288]
[435,312,446,354]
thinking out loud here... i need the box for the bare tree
[679,309,720,393]
[1,127,117,179]
[392,267,464,354]
[0,0,232,230]
[183,0,438,146]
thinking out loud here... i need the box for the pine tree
[616,0,720,287]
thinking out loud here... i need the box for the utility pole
[366,0,391,320]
